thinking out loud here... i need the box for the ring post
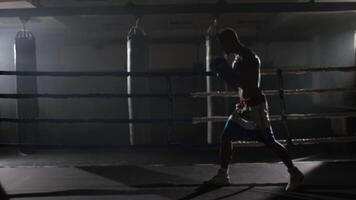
[205,37,213,144]
[127,28,134,145]
[205,20,216,144]
[205,18,223,144]
[277,69,292,145]
[166,76,174,143]
[127,18,147,145]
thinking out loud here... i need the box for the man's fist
[210,57,239,88]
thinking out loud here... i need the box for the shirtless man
[206,28,304,191]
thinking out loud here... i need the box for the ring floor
[0,144,355,200]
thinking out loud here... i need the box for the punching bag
[14,30,39,154]
[205,19,224,144]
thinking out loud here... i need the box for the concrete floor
[0,146,355,200]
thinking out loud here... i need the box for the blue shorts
[223,119,276,142]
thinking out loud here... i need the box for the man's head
[218,28,243,54]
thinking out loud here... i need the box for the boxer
[205,28,304,191]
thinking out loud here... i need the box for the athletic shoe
[204,169,231,186]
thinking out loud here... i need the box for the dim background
[0,0,355,146]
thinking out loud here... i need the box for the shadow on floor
[79,165,288,199]
[0,182,8,200]
[5,184,283,200]
[267,161,356,200]
[78,165,207,199]
[4,162,356,200]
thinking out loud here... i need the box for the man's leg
[261,132,294,169]
[204,120,238,186]
[220,133,233,170]
[251,103,304,191]
[260,130,304,191]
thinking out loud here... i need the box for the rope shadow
[212,186,254,200]
[178,185,255,200]
[177,184,222,200]
[177,183,284,200]
[6,188,174,199]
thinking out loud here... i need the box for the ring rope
[0,70,214,77]
[233,136,356,147]
[0,118,192,124]
[191,87,356,98]
[261,66,356,75]
[1,112,355,124]
[192,112,356,124]
[0,136,355,148]
[0,93,190,99]
[0,65,355,77]
[0,88,352,99]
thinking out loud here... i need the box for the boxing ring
[0,65,355,148]
[0,65,356,200]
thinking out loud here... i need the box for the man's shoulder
[241,48,260,65]
[247,48,259,58]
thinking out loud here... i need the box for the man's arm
[210,57,240,89]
